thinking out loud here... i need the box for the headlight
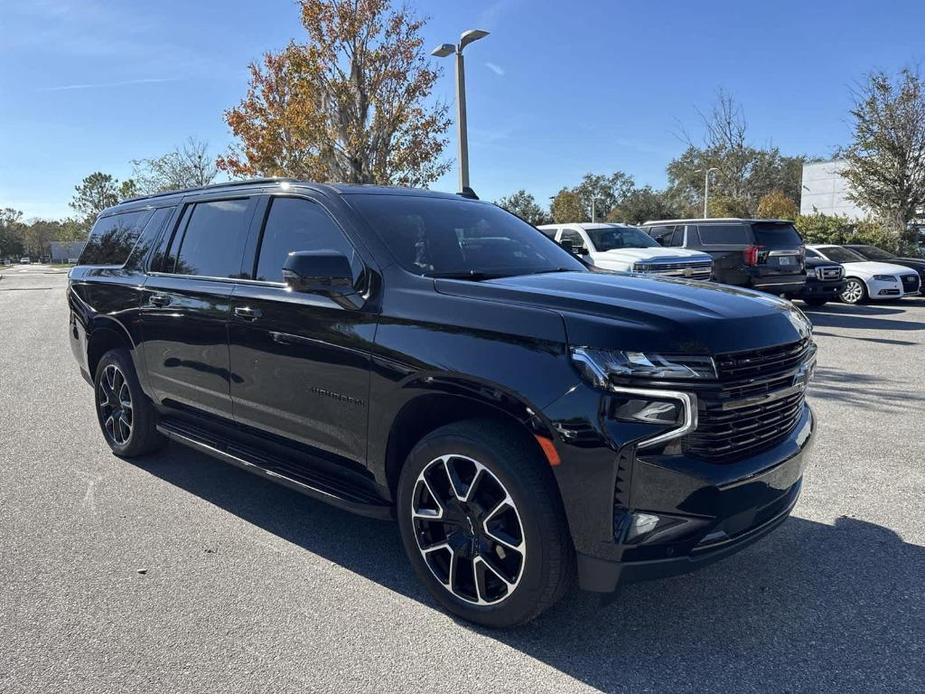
[807,267,818,279]
[569,348,708,449]
[632,263,644,272]
[873,274,896,282]
[570,348,716,387]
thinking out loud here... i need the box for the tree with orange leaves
[218,0,451,187]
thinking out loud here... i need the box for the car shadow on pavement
[129,443,925,692]
[810,366,925,412]
[804,302,924,332]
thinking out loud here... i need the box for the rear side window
[752,222,803,247]
[670,226,684,246]
[254,197,360,283]
[170,199,252,278]
[79,210,151,266]
[125,207,175,270]
[697,224,750,245]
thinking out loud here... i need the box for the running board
[156,420,393,520]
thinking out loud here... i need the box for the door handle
[148,294,171,307]
[234,306,262,321]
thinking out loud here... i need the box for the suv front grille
[635,260,712,279]
[817,266,842,281]
[683,339,813,462]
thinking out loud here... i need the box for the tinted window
[670,226,685,246]
[171,199,252,277]
[350,195,585,277]
[752,222,803,247]
[806,248,822,258]
[255,197,359,283]
[697,224,750,245]
[587,226,658,251]
[125,207,174,270]
[818,246,867,263]
[560,229,587,251]
[854,245,895,261]
[79,210,151,265]
[647,225,675,247]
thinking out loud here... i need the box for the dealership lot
[1,269,923,693]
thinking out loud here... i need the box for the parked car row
[68,179,820,628]
[538,217,921,307]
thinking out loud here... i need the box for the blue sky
[2,0,923,220]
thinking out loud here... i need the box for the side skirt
[156,419,394,520]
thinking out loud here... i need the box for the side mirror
[282,250,355,296]
[559,238,576,253]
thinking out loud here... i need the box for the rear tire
[839,278,867,304]
[94,349,165,457]
[396,419,575,627]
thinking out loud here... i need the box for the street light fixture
[431,29,489,194]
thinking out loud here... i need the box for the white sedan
[538,223,713,280]
[807,244,921,304]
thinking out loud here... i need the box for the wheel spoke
[413,476,444,519]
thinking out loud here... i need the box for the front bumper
[544,384,815,593]
[788,278,845,300]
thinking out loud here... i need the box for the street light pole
[455,50,469,192]
[703,167,719,218]
[432,29,489,194]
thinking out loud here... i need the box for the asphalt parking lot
[1,267,923,693]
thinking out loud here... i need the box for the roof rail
[120,177,303,204]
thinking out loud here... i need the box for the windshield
[349,194,587,278]
[819,246,867,263]
[855,245,896,261]
[587,226,658,251]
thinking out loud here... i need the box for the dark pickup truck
[786,257,845,307]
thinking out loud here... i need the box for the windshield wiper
[426,270,506,281]
[528,267,575,275]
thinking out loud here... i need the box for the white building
[800,160,867,220]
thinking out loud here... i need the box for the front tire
[94,349,165,457]
[839,278,867,304]
[396,419,574,627]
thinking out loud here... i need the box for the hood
[592,247,711,263]
[843,261,918,277]
[435,271,811,355]
[805,257,841,269]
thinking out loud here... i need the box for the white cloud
[38,77,181,92]
[484,62,505,76]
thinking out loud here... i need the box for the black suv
[643,218,807,294]
[69,180,816,627]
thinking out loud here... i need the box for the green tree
[70,172,136,227]
[667,90,807,216]
[756,190,798,219]
[550,188,588,223]
[0,208,25,259]
[838,67,925,251]
[495,190,550,226]
[132,138,218,194]
[607,186,681,224]
[574,171,635,221]
[218,0,450,187]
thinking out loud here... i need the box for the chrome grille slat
[683,340,810,462]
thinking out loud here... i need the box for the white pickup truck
[538,223,713,279]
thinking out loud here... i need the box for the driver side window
[254,197,361,283]
[560,229,587,252]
